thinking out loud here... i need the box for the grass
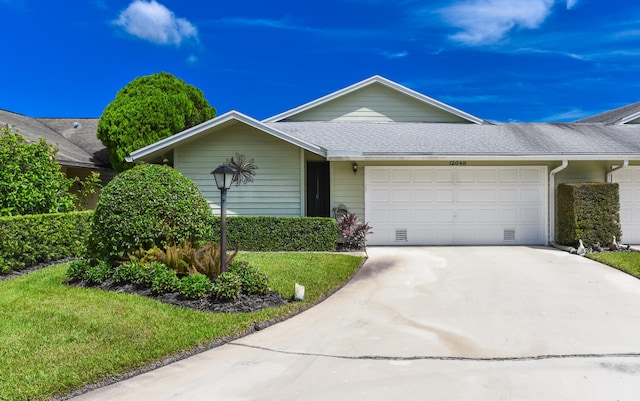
[0,252,364,401]
[586,251,640,278]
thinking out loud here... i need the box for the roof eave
[126,111,326,163]
[326,152,640,162]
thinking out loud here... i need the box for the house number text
[449,161,468,166]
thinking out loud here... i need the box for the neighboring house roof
[0,109,108,168]
[576,101,640,125]
[265,121,640,160]
[126,110,327,163]
[263,75,485,125]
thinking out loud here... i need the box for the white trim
[607,160,629,182]
[126,110,327,163]
[548,160,568,244]
[618,112,640,125]
[327,153,640,162]
[300,148,305,216]
[263,75,484,125]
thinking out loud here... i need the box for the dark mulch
[0,258,76,283]
[67,277,288,314]
[1,259,288,314]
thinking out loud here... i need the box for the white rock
[294,283,305,301]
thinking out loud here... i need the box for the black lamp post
[211,164,234,272]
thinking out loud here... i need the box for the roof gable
[126,111,326,163]
[263,76,483,124]
[576,101,640,125]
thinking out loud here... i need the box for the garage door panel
[478,189,497,202]
[436,189,455,202]
[499,189,518,202]
[370,188,389,202]
[434,208,455,223]
[414,209,432,222]
[436,170,454,183]
[368,168,389,183]
[392,189,411,202]
[391,168,411,182]
[366,166,547,246]
[392,209,412,222]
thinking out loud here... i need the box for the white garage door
[612,167,640,244]
[365,166,548,245]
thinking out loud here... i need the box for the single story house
[127,76,640,246]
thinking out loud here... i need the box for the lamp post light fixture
[211,164,235,272]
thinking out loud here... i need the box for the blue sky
[1,0,639,122]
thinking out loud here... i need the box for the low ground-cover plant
[178,273,213,299]
[66,253,270,302]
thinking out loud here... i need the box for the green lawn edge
[586,251,640,279]
[0,252,366,401]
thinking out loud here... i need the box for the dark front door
[306,162,330,217]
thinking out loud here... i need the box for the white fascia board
[618,111,640,125]
[326,153,640,162]
[126,110,326,162]
[263,75,484,125]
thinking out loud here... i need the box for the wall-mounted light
[352,162,358,175]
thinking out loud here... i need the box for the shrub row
[0,211,93,274]
[211,216,338,252]
[556,182,622,247]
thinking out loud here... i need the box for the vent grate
[503,229,516,241]
[395,229,408,242]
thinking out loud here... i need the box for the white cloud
[566,0,578,9]
[113,0,198,45]
[439,0,555,45]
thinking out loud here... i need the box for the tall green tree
[98,72,216,171]
[0,125,76,216]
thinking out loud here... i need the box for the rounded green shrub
[212,272,242,301]
[87,164,214,262]
[178,273,212,299]
[229,260,269,295]
[66,259,91,281]
[151,264,180,295]
[83,261,112,285]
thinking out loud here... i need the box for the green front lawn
[587,251,640,278]
[0,253,364,401]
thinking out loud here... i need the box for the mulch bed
[68,277,288,314]
[1,259,288,314]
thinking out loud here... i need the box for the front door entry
[306,162,330,217]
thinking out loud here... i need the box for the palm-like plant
[226,153,258,185]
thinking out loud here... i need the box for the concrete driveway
[71,246,640,400]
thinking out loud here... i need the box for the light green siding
[330,161,365,218]
[175,124,303,216]
[284,84,470,123]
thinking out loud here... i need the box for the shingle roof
[265,121,640,158]
[576,102,640,124]
[0,109,108,168]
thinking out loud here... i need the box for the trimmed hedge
[556,182,622,247]
[0,211,92,274]
[211,216,338,251]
